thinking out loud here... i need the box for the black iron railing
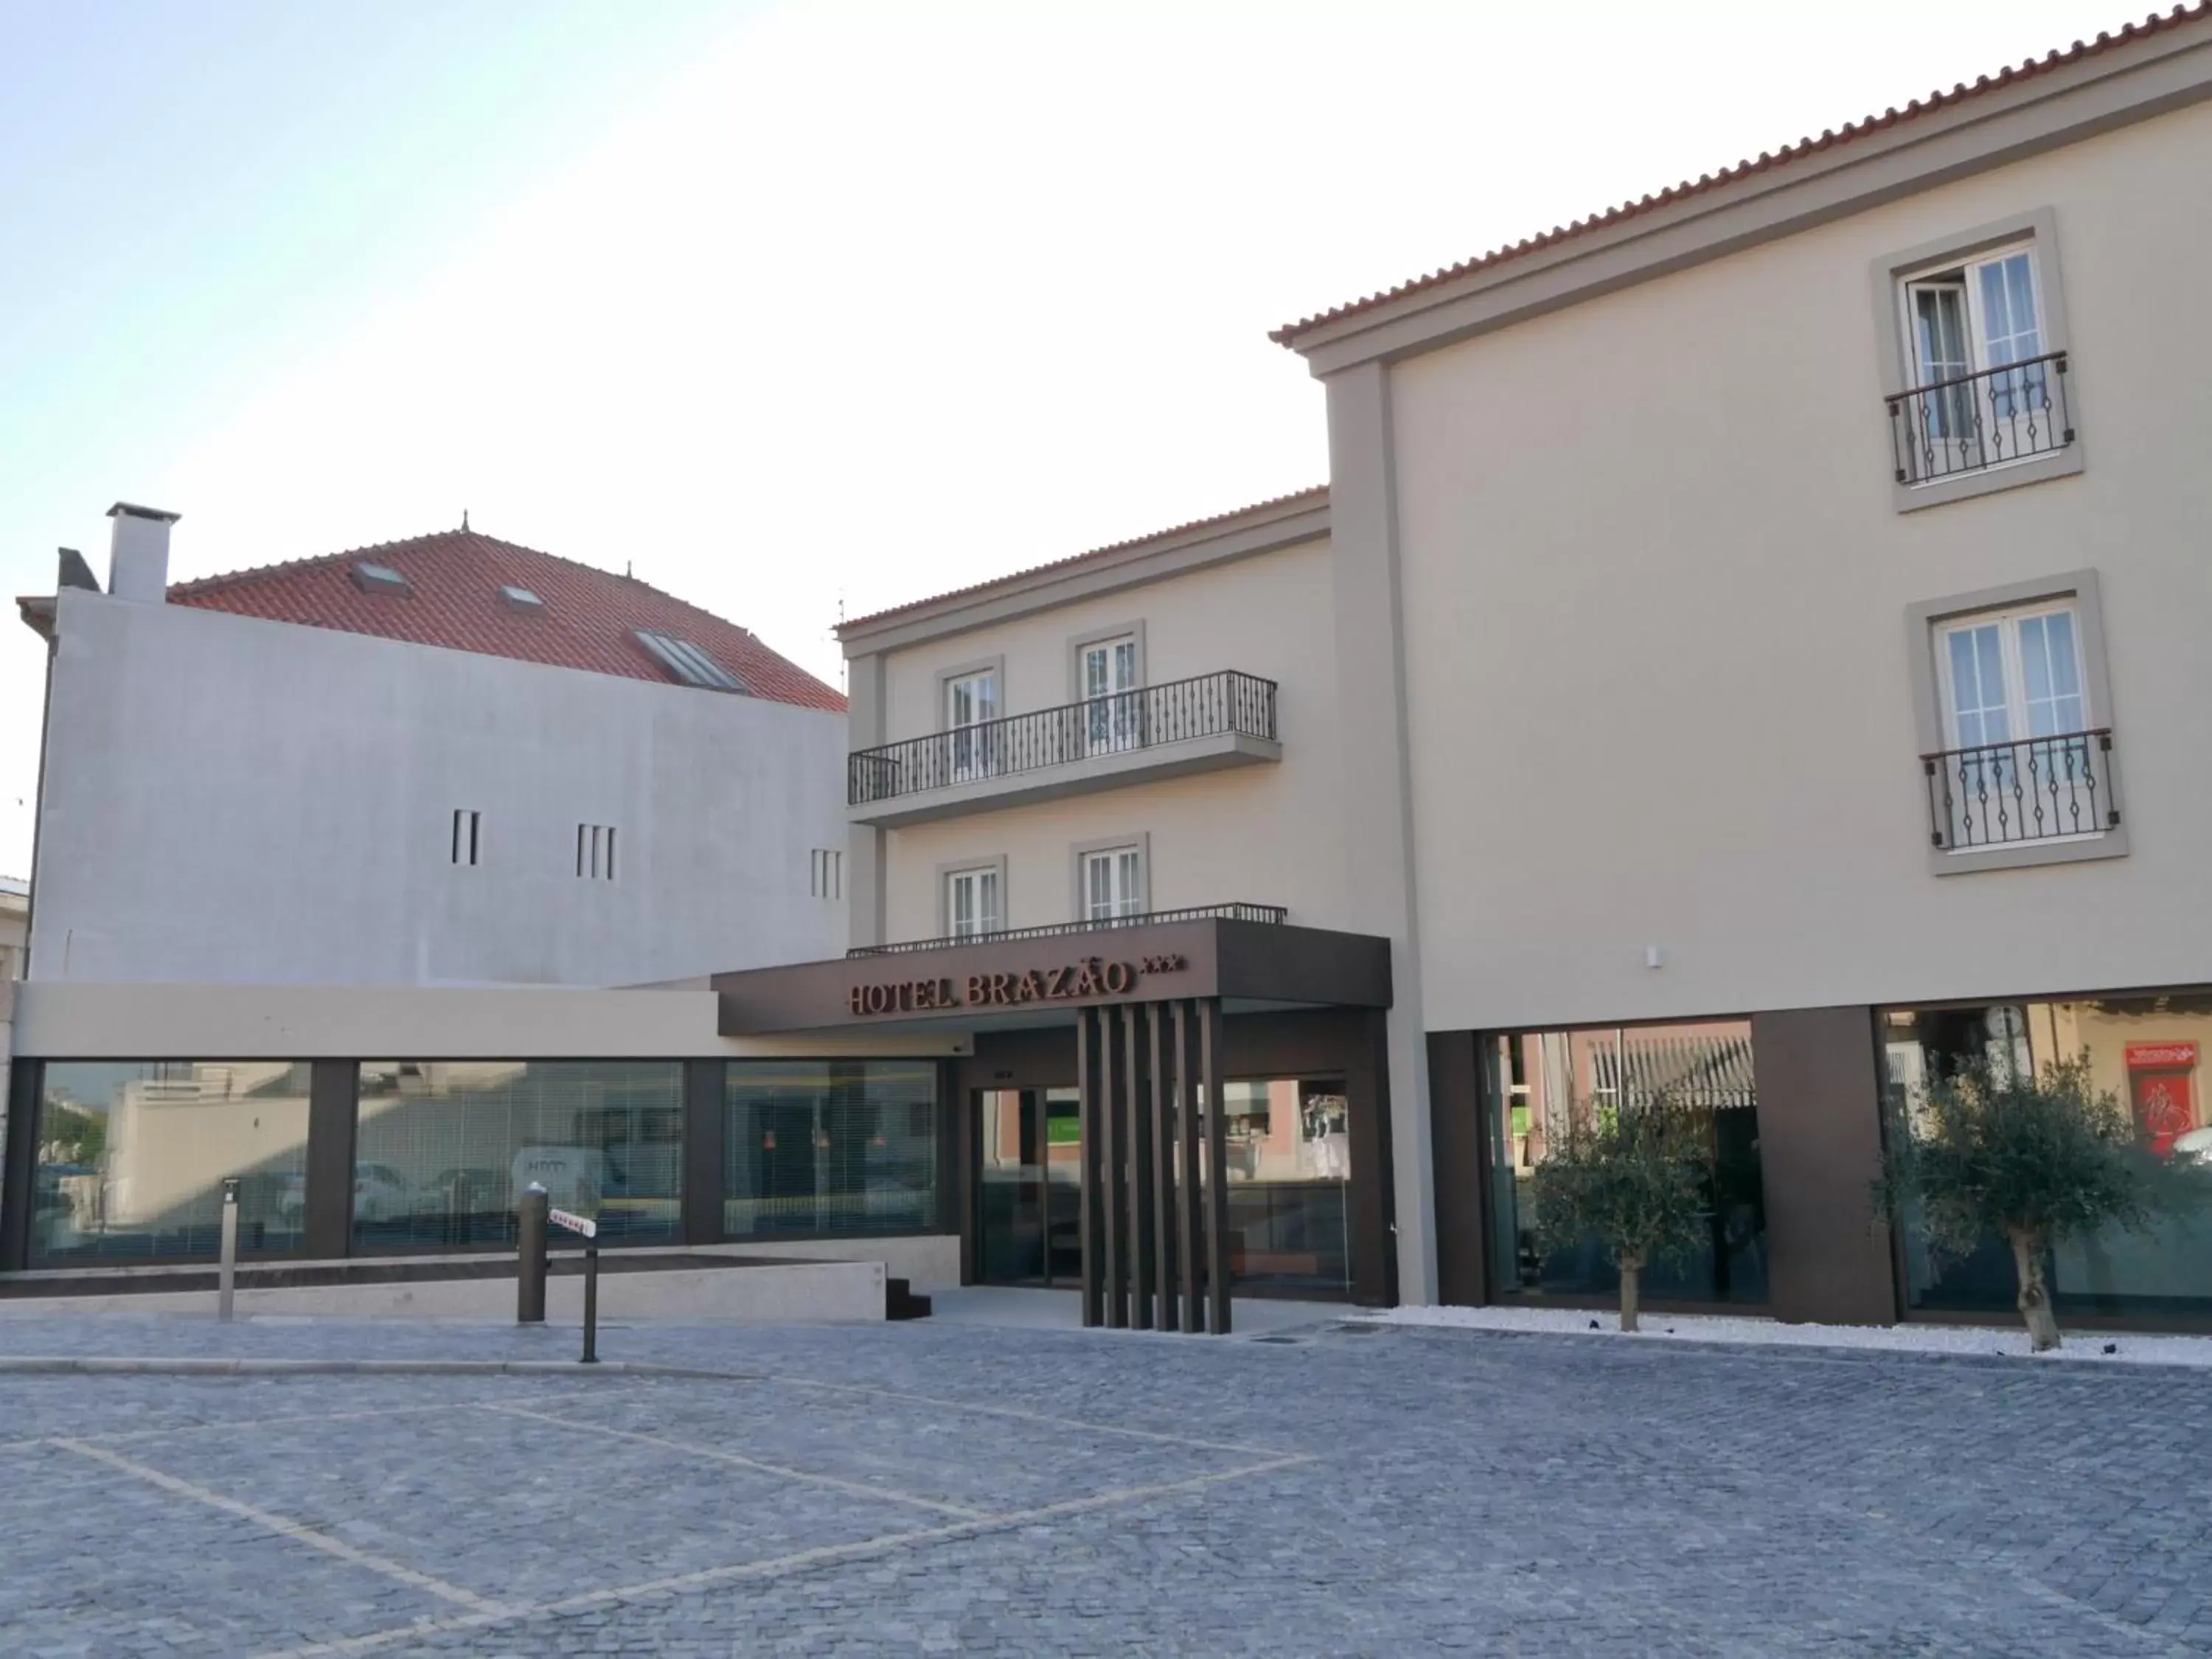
[847,902,1287,958]
[848,669,1277,806]
[1887,350,2073,486]
[1922,728,2118,850]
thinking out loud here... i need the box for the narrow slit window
[577,824,616,880]
[451,809,480,866]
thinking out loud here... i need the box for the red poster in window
[2125,1043,2199,1157]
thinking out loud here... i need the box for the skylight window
[634,629,746,692]
[501,585,544,612]
[350,560,411,597]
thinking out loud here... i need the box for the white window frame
[1068,622,1147,757]
[1071,835,1147,925]
[1905,571,2124,876]
[943,863,1004,941]
[1933,600,2089,754]
[939,658,1004,785]
[1871,209,2081,512]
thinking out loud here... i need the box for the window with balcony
[944,666,1001,783]
[1908,573,2124,873]
[1078,633,1141,755]
[848,669,1278,824]
[1874,211,2080,509]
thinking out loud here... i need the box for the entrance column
[1077,1007,1104,1327]
[1147,1001,1176,1333]
[1200,998,1230,1335]
[1079,996,1230,1335]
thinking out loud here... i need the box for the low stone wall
[0,1256,890,1323]
[688,1234,960,1289]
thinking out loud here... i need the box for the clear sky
[0,0,2157,877]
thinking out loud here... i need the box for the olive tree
[1528,1096,1713,1332]
[1873,1054,2175,1352]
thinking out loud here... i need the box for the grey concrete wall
[29,594,848,987]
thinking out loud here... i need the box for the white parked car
[276,1162,414,1224]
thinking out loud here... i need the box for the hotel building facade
[8,13,2212,1332]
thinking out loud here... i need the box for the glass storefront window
[353,1062,682,1251]
[1481,1023,1770,1305]
[32,1062,313,1262]
[1882,995,2212,1320]
[724,1062,939,1237]
[1221,1078,1352,1296]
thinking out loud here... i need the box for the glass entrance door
[977,1088,1081,1287]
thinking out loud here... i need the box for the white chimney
[106,501,180,602]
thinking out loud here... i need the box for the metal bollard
[580,1239,599,1364]
[216,1178,240,1323]
[516,1183,549,1325]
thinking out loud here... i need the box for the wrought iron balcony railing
[847,902,1287,958]
[1887,350,2074,487]
[1922,728,2118,851]
[848,669,1277,807]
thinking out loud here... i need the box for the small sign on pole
[547,1207,601,1364]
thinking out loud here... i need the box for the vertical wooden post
[1149,999,1176,1334]
[1126,1001,1152,1330]
[1099,1004,1124,1328]
[1202,997,1231,1335]
[1175,999,1203,1333]
[1077,1006,1102,1328]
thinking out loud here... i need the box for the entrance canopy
[712,915,1391,1037]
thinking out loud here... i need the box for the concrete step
[886,1276,933,1321]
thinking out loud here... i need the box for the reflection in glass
[1883,995,2212,1319]
[354,1062,682,1250]
[1220,1078,1352,1296]
[34,1062,313,1261]
[724,1062,938,1238]
[976,1087,1080,1284]
[1482,1023,1769,1305]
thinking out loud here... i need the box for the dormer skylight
[501,585,544,612]
[350,560,411,597]
[635,629,745,692]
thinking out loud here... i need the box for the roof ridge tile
[163,526,843,712]
[837,484,1329,633]
[1270,4,2211,347]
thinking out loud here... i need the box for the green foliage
[1528,1096,1713,1270]
[1872,1054,2168,1257]
[41,1103,106,1168]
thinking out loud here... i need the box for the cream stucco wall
[874,537,1354,940]
[1388,100,2212,1032]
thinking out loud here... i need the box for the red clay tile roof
[837,485,1329,634]
[1271,3,2212,347]
[167,528,844,712]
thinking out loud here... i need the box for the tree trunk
[2008,1228,2062,1352]
[1618,1256,1642,1334]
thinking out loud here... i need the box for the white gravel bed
[1354,1301,2212,1368]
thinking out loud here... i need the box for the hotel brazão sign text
[846,953,1188,1017]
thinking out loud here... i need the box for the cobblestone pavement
[1,1312,2208,1656]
